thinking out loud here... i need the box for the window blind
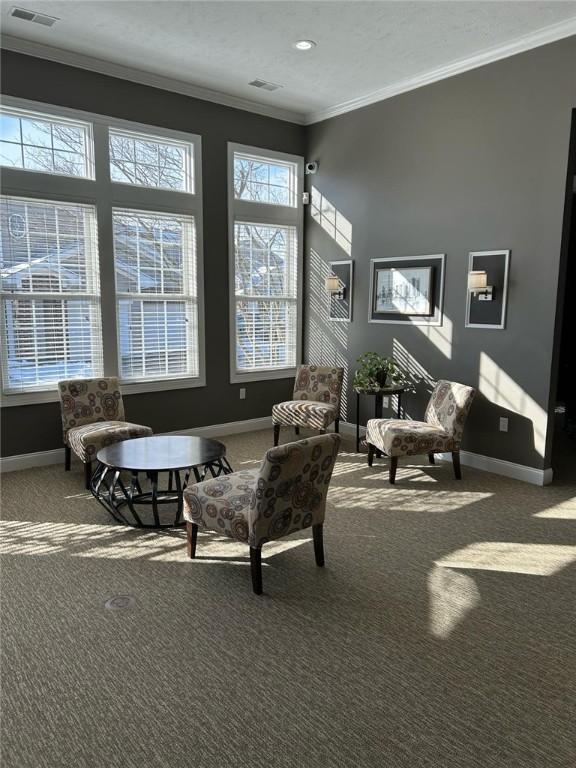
[234,221,298,372]
[113,208,198,382]
[0,196,103,392]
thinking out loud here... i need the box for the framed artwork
[328,259,353,322]
[465,250,510,330]
[374,265,432,316]
[369,254,445,325]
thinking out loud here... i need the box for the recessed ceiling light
[292,40,317,51]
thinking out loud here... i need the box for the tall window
[0,196,102,392]
[229,144,303,382]
[0,98,204,404]
[113,209,198,381]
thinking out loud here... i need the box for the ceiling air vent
[10,7,59,26]
[248,79,282,92]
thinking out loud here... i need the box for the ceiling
[2,1,576,124]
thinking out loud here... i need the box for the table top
[97,435,226,472]
[354,386,406,395]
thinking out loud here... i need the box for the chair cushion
[183,469,259,542]
[67,421,153,463]
[366,419,455,457]
[272,400,337,430]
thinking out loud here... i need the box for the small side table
[355,387,406,452]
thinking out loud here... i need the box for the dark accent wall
[0,50,305,457]
[304,37,576,470]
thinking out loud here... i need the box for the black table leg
[174,470,183,526]
[150,471,160,527]
[375,394,383,419]
[356,392,361,453]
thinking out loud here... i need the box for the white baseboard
[0,416,273,473]
[0,447,65,473]
[437,450,552,486]
[0,417,553,486]
[170,416,272,439]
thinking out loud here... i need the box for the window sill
[1,375,206,407]
[230,367,296,384]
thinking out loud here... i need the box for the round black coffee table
[90,435,233,528]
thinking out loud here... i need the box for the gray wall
[0,51,305,457]
[304,37,576,470]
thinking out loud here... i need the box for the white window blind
[113,208,198,382]
[0,196,103,392]
[234,222,298,371]
[0,107,93,178]
[109,129,194,193]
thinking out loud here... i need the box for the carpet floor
[1,429,575,767]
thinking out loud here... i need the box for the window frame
[227,143,303,384]
[0,104,95,180]
[0,96,205,407]
[108,127,195,194]
[0,195,103,396]
[112,206,200,384]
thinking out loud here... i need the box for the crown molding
[304,16,576,124]
[0,34,306,126]
[2,16,575,129]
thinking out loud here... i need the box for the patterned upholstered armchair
[183,433,341,594]
[272,365,344,447]
[366,380,475,484]
[58,377,153,489]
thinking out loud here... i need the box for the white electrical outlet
[239,388,246,400]
[383,397,389,409]
[499,417,508,432]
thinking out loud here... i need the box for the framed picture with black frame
[328,259,353,322]
[368,254,445,325]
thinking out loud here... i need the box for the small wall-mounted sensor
[239,388,246,400]
[499,417,509,432]
[305,161,318,175]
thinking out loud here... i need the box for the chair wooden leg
[389,456,398,484]
[312,523,324,567]
[250,546,263,595]
[273,424,280,447]
[334,419,340,434]
[64,444,71,471]
[295,426,300,436]
[186,522,198,558]
[84,461,92,490]
[367,442,375,467]
[428,453,435,465]
[452,451,462,480]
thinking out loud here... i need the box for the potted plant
[353,352,407,392]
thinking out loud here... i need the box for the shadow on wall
[308,249,350,417]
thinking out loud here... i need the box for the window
[0,107,93,178]
[0,96,204,404]
[109,129,194,192]
[0,196,102,392]
[113,209,198,381]
[233,152,297,207]
[229,144,303,382]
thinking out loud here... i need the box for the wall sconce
[467,270,493,301]
[325,274,345,300]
